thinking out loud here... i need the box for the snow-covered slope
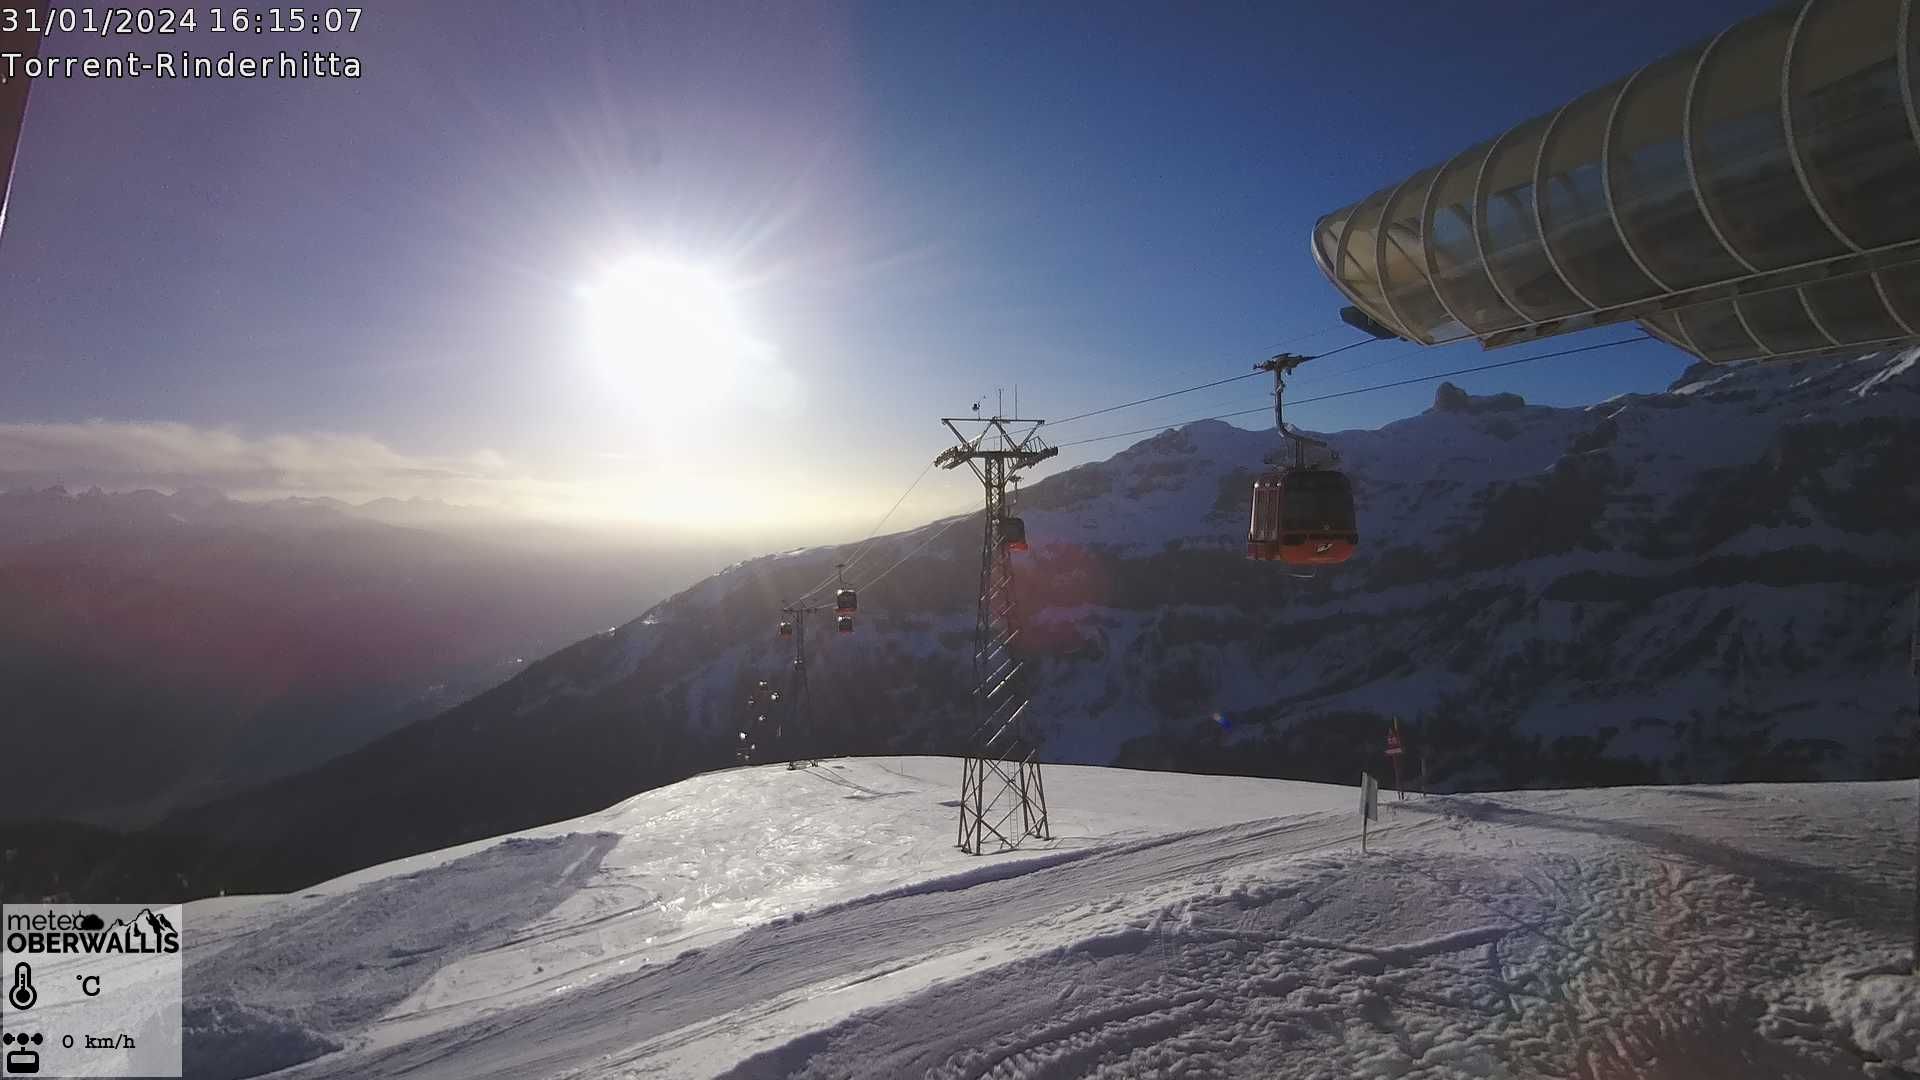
[181,760,1918,1078]
[169,348,1920,895]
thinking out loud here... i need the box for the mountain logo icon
[96,909,181,955]
[106,909,174,934]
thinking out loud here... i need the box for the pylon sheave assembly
[935,415,1057,854]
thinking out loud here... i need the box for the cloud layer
[0,420,558,509]
[0,420,953,544]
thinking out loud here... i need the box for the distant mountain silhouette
[0,487,747,827]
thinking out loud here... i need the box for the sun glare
[579,257,767,409]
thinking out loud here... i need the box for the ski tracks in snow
[720,790,1917,1080]
[276,810,1406,1079]
[215,773,1916,1080]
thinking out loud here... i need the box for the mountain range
[0,487,746,826]
[10,348,1917,900]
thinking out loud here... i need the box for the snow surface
[179,759,1918,1079]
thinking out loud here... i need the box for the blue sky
[0,0,1771,543]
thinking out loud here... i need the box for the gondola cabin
[778,621,794,639]
[1001,516,1028,552]
[835,589,857,615]
[1247,469,1358,566]
[836,615,854,634]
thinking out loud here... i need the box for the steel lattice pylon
[935,415,1057,854]
[781,604,821,770]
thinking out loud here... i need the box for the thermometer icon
[8,962,35,1010]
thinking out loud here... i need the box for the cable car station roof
[1313,0,1920,364]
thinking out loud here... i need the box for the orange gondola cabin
[1247,468,1357,566]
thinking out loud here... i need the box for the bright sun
[579,257,765,408]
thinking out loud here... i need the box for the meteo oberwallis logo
[4,908,181,956]
[3,903,185,1076]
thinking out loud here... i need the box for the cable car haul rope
[777,330,1650,617]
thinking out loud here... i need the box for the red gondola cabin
[1247,469,1358,566]
[1001,516,1028,552]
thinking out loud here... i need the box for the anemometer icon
[7,963,33,1011]
[2,1029,41,1074]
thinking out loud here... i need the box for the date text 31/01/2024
[1,7,362,35]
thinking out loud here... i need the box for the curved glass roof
[1314,0,1920,364]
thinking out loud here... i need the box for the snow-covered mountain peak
[474,350,1920,776]
[176,348,1920,901]
[1428,380,1528,415]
